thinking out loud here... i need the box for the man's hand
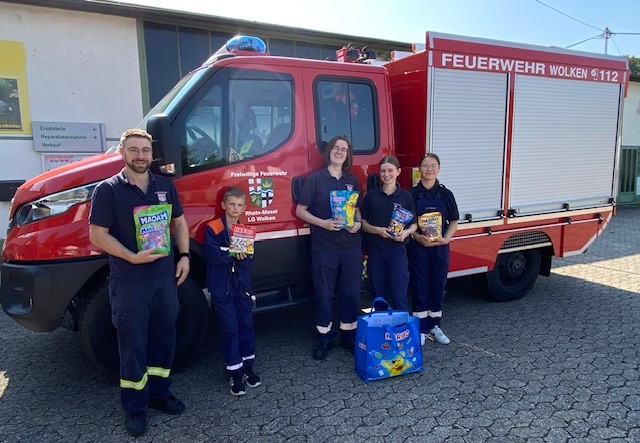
[131,249,168,264]
[175,256,190,285]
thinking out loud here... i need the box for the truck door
[301,67,393,188]
[169,66,308,291]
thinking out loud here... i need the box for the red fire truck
[1,33,629,373]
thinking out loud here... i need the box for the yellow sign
[0,41,31,133]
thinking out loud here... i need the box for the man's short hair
[120,128,152,146]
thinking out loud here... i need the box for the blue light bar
[226,36,267,53]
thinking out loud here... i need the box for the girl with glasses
[408,153,459,346]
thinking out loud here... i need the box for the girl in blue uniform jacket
[361,155,417,311]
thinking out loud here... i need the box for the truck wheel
[173,276,210,370]
[485,249,541,302]
[80,282,119,377]
[80,276,210,376]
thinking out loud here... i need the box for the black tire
[485,249,542,302]
[80,282,119,377]
[79,276,210,376]
[173,276,210,369]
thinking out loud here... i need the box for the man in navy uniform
[89,128,190,436]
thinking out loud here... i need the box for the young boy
[205,187,261,396]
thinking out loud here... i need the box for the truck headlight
[13,182,100,226]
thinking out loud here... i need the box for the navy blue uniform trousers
[367,242,410,311]
[408,243,449,332]
[311,248,361,342]
[211,276,256,371]
[109,272,179,413]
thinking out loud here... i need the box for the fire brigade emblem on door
[248,178,274,208]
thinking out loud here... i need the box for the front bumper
[1,257,107,332]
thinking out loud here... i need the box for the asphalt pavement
[0,206,639,442]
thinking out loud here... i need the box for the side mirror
[147,114,181,177]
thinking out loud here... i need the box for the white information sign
[33,121,106,152]
[41,153,92,172]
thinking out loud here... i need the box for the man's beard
[125,158,150,174]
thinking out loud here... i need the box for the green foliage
[628,56,640,77]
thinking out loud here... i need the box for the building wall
[620,79,640,203]
[0,2,143,237]
[622,80,640,145]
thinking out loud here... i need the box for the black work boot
[125,411,147,437]
[312,336,334,360]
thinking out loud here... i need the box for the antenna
[602,27,640,55]
[567,27,640,55]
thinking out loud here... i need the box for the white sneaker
[428,326,450,345]
[420,333,427,346]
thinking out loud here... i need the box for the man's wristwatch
[179,252,191,260]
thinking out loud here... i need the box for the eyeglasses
[421,164,439,170]
[126,147,153,156]
[331,146,349,154]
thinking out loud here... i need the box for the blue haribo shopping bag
[354,297,423,382]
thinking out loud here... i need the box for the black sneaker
[312,341,334,360]
[125,411,147,437]
[148,394,186,415]
[230,374,246,396]
[243,367,261,388]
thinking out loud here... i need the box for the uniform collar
[417,179,439,193]
[118,168,156,187]
[321,167,346,180]
[377,183,403,197]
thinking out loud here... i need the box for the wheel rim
[499,252,527,287]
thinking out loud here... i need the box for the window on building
[142,21,357,110]
[268,38,296,57]
[297,42,320,60]
[143,22,181,107]
[178,26,210,75]
[315,79,376,153]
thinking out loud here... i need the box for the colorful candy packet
[387,203,414,236]
[133,204,172,254]
[330,190,359,228]
[229,223,257,256]
[418,211,442,238]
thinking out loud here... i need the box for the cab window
[315,79,376,153]
[178,69,293,174]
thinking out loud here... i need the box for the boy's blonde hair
[223,187,246,202]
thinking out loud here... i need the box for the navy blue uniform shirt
[89,169,184,275]
[297,168,361,251]
[361,184,416,248]
[409,180,459,237]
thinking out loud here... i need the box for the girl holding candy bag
[361,155,417,311]
[408,153,459,346]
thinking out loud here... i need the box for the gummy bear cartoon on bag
[380,352,413,377]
